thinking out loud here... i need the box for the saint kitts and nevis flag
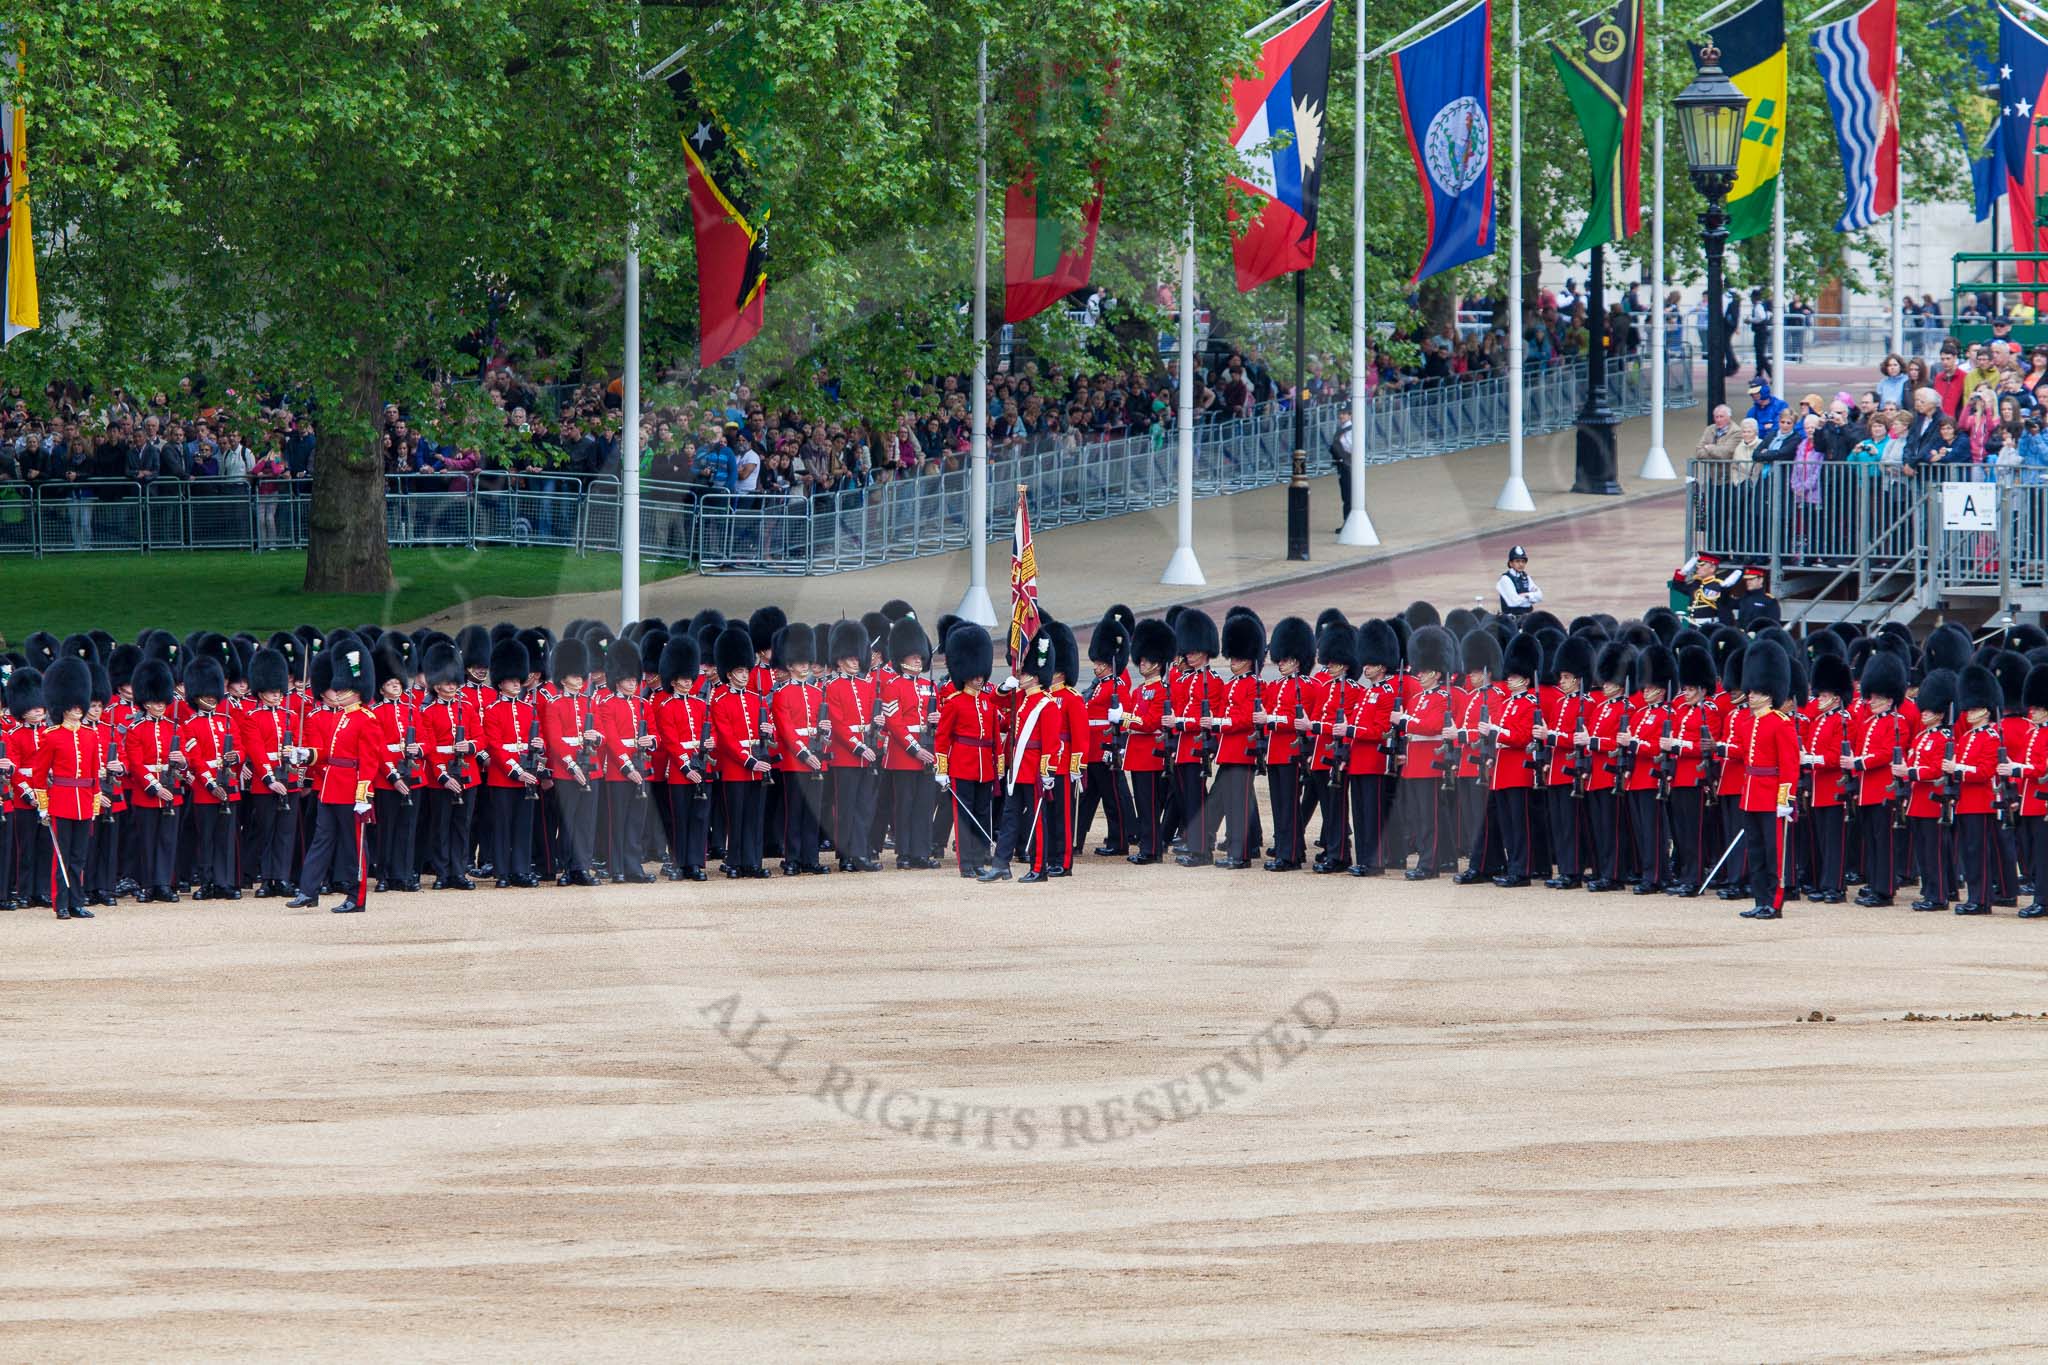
[1227,0,1335,292]
[2,41,40,349]
[667,71,767,368]
[1549,0,1646,255]
[1696,0,1787,242]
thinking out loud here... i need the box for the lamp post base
[1161,545,1207,587]
[1570,418,1623,496]
[1639,444,1678,480]
[952,584,999,628]
[1337,508,1380,546]
[1494,476,1536,512]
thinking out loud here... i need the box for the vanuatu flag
[1,43,39,348]
[1549,0,1645,255]
[1696,0,1786,242]
[1004,65,1109,325]
[668,72,766,368]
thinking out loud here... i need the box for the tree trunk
[302,352,395,595]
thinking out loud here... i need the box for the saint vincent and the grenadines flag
[1549,0,1646,256]
[1228,0,1335,292]
[668,71,767,368]
[1694,0,1786,243]
[2,41,40,349]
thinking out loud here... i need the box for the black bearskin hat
[1994,650,2029,714]
[1174,608,1220,660]
[23,631,56,671]
[933,615,962,658]
[1098,604,1134,647]
[1743,640,1791,707]
[749,606,789,654]
[1806,629,1846,661]
[1354,620,1397,671]
[1460,629,1502,680]
[89,663,111,707]
[551,637,590,685]
[1917,667,1957,720]
[1677,645,1718,693]
[2024,663,2048,714]
[1502,633,1542,683]
[1403,600,1440,630]
[518,627,553,679]
[606,638,644,689]
[1268,617,1316,672]
[1922,622,1972,675]
[1411,625,1459,678]
[888,617,932,669]
[1595,641,1637,692]
[42,657,91,720]
[715,625,756,682]
[947,623,996,684]
[879,598,915,623]
[1045,620,1079,684]
[828,620,869,671]
[775,623,817,671]
[457,625,491,674]
[59,632,98,666]
[1319,623,1361,673]
[1088,622,1129,671]
[1221,611,1266,664]
[184,655,227,702]
[1809,653,1852,701]
[1643,607,1680,644]
[1635,644,1677,695]
[132,660,174,709]
[487,638,528,690]
[423,641,463,690]
[371,639,409,692]
[687,609,727,638]
[108,643,142,692]
[1443,607,1478,638]
[1553,635,1596,686]
[5,666,44,719]
[1020,629,1057,687]
[659,634,702,687]
[860,610,888,656]
[1859,650,1907,703]
[1129,620,1175,674]
[1958,662,2003,717]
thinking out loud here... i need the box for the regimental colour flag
[1391,0,1495,285]
[1007,486,1043,671]
[668,72,767,368]
[1696,0,1786,242]
[1548,0,1646,255]
[1227,0,1335,293]
[1,43,39,348]
[1999,4,2048,279]
[1004,66,1110,324]
[1810,0,1898,232]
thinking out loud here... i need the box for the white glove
[998,676,1020,693]
[935,772,950,790]
[1775,803,1793,819]
[1040,771,1055,790]
[353,801,372,815]
[1107,706,1124,724]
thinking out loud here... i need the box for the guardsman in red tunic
[1901,668,1960,910]
[83,665,126,907]
[654,634,714,881]
[935,623,1003,877]
[1798,656,1857,904]
[1076,614,1136,860]
[285,638,387,913]
[1448,632,1503,873]
[121,661,183,902]
[1662,646,1722,897]
[237,648,300,899]
[1712,650,1754,898]
[821,620,882,873]
[598,637,657,883]
[1577,642,1635,893]
[27,659,106,919]
[179,655,242,901]
[881,617,942,870]
[980,629,1068,883]
[1736,640,1801,920]
[368,641,426,894]
[1208,613,1264,869]
[2,666,49,911]
[1299,624,1355,872]
[1947,664,2008,915]
[1116,621,1172,866]
[1845,653,1911,907]
[417,641,483,891]
[541,637,602,887]
[1257,618,1316,871]
[709,624,772,878]
[2013,662,2048,919]
[476,638,542,890]
[1165,610,1225,868]
[1470,634,1542,887]
[1613,645,1674,895]
[765,624,827,876]
[1393,625,1459,880]
[1338,621,1402,876]
[1534,636,1595,889]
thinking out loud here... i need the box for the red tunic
[543,692,600,785]
[420,694,485,789]
[597,690,652,785]
[823,675,883,768]
[1342,679,1398,777]
[654,689,712,784]
[2015,719,2048,818]
[1304,672,1351,773]
[1486,688,1540,790]
[1169,670,1226,765]
[482,697,541,789]
[1261,675,1309,768]
[309,705,383,806]
[708,686,767,781]
[6,721,47,812]
[770,681,828,773]
[1005,690,1069,787]
[178,708,240,804]
[234,704,292,793]
[1953,724,2000,816]
[1739,709,1800,814]
[28,723,106,821]
[1120,679,1168,773]
[1211,673,1260,767]
[1621,703,1669,794]
[1399,682,1453,781]
[1083,676,1129,765]
[1804,708,1852,807]
[1582,695,1628,793]
[883,673,939,771]
[936,689,1003,782]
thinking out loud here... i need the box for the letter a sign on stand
[1941,483,1996,532]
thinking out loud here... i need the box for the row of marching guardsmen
[4,600,2048,920]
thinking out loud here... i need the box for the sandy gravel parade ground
[5,850,2047,1361]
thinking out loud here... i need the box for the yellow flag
[3,43,40,346]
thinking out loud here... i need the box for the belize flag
[1998,4,2048,279]
[1811,0,1898,232]
[1227,0,1335,293]
[1391,1,1495,285]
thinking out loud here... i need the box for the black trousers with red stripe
[1668,787,1707,889]
[991,780,1047,872]
[1957,812,2006,907]
[1808,803,1849,895]
[1394,778,1447,873]
[1912,816,1956,903]
[889,769,937,864]
[1624,790,1669,887]
[1174,764,1209,858]
[1546,785,1585,881]
[1487,786,1533,880]
[1588,789,1627,883]
[298,801,370,902]
[666,779,712,872]
[778,771,824,867]
[1127,770,1167,860]
[1267,763,1304,864]
[49,816,92,915]
[1858,803,1901,898]
[1347,773,1387,871]
[1075,762,1133,853]
[1209,764,1257,862]
[1743,807,1789,910]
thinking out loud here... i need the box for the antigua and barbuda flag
[1391,0,1495,284]
[1810,0,1898,232]
[1226,0,1335,293]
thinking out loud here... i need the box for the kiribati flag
[1811,0,1898,232]
[1998,5,2048,275]
[1390,1,1495,285]
[1227,0,1335,293]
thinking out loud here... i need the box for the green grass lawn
[0,548,690,643]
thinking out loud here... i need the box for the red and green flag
[1003,64,1110,324]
